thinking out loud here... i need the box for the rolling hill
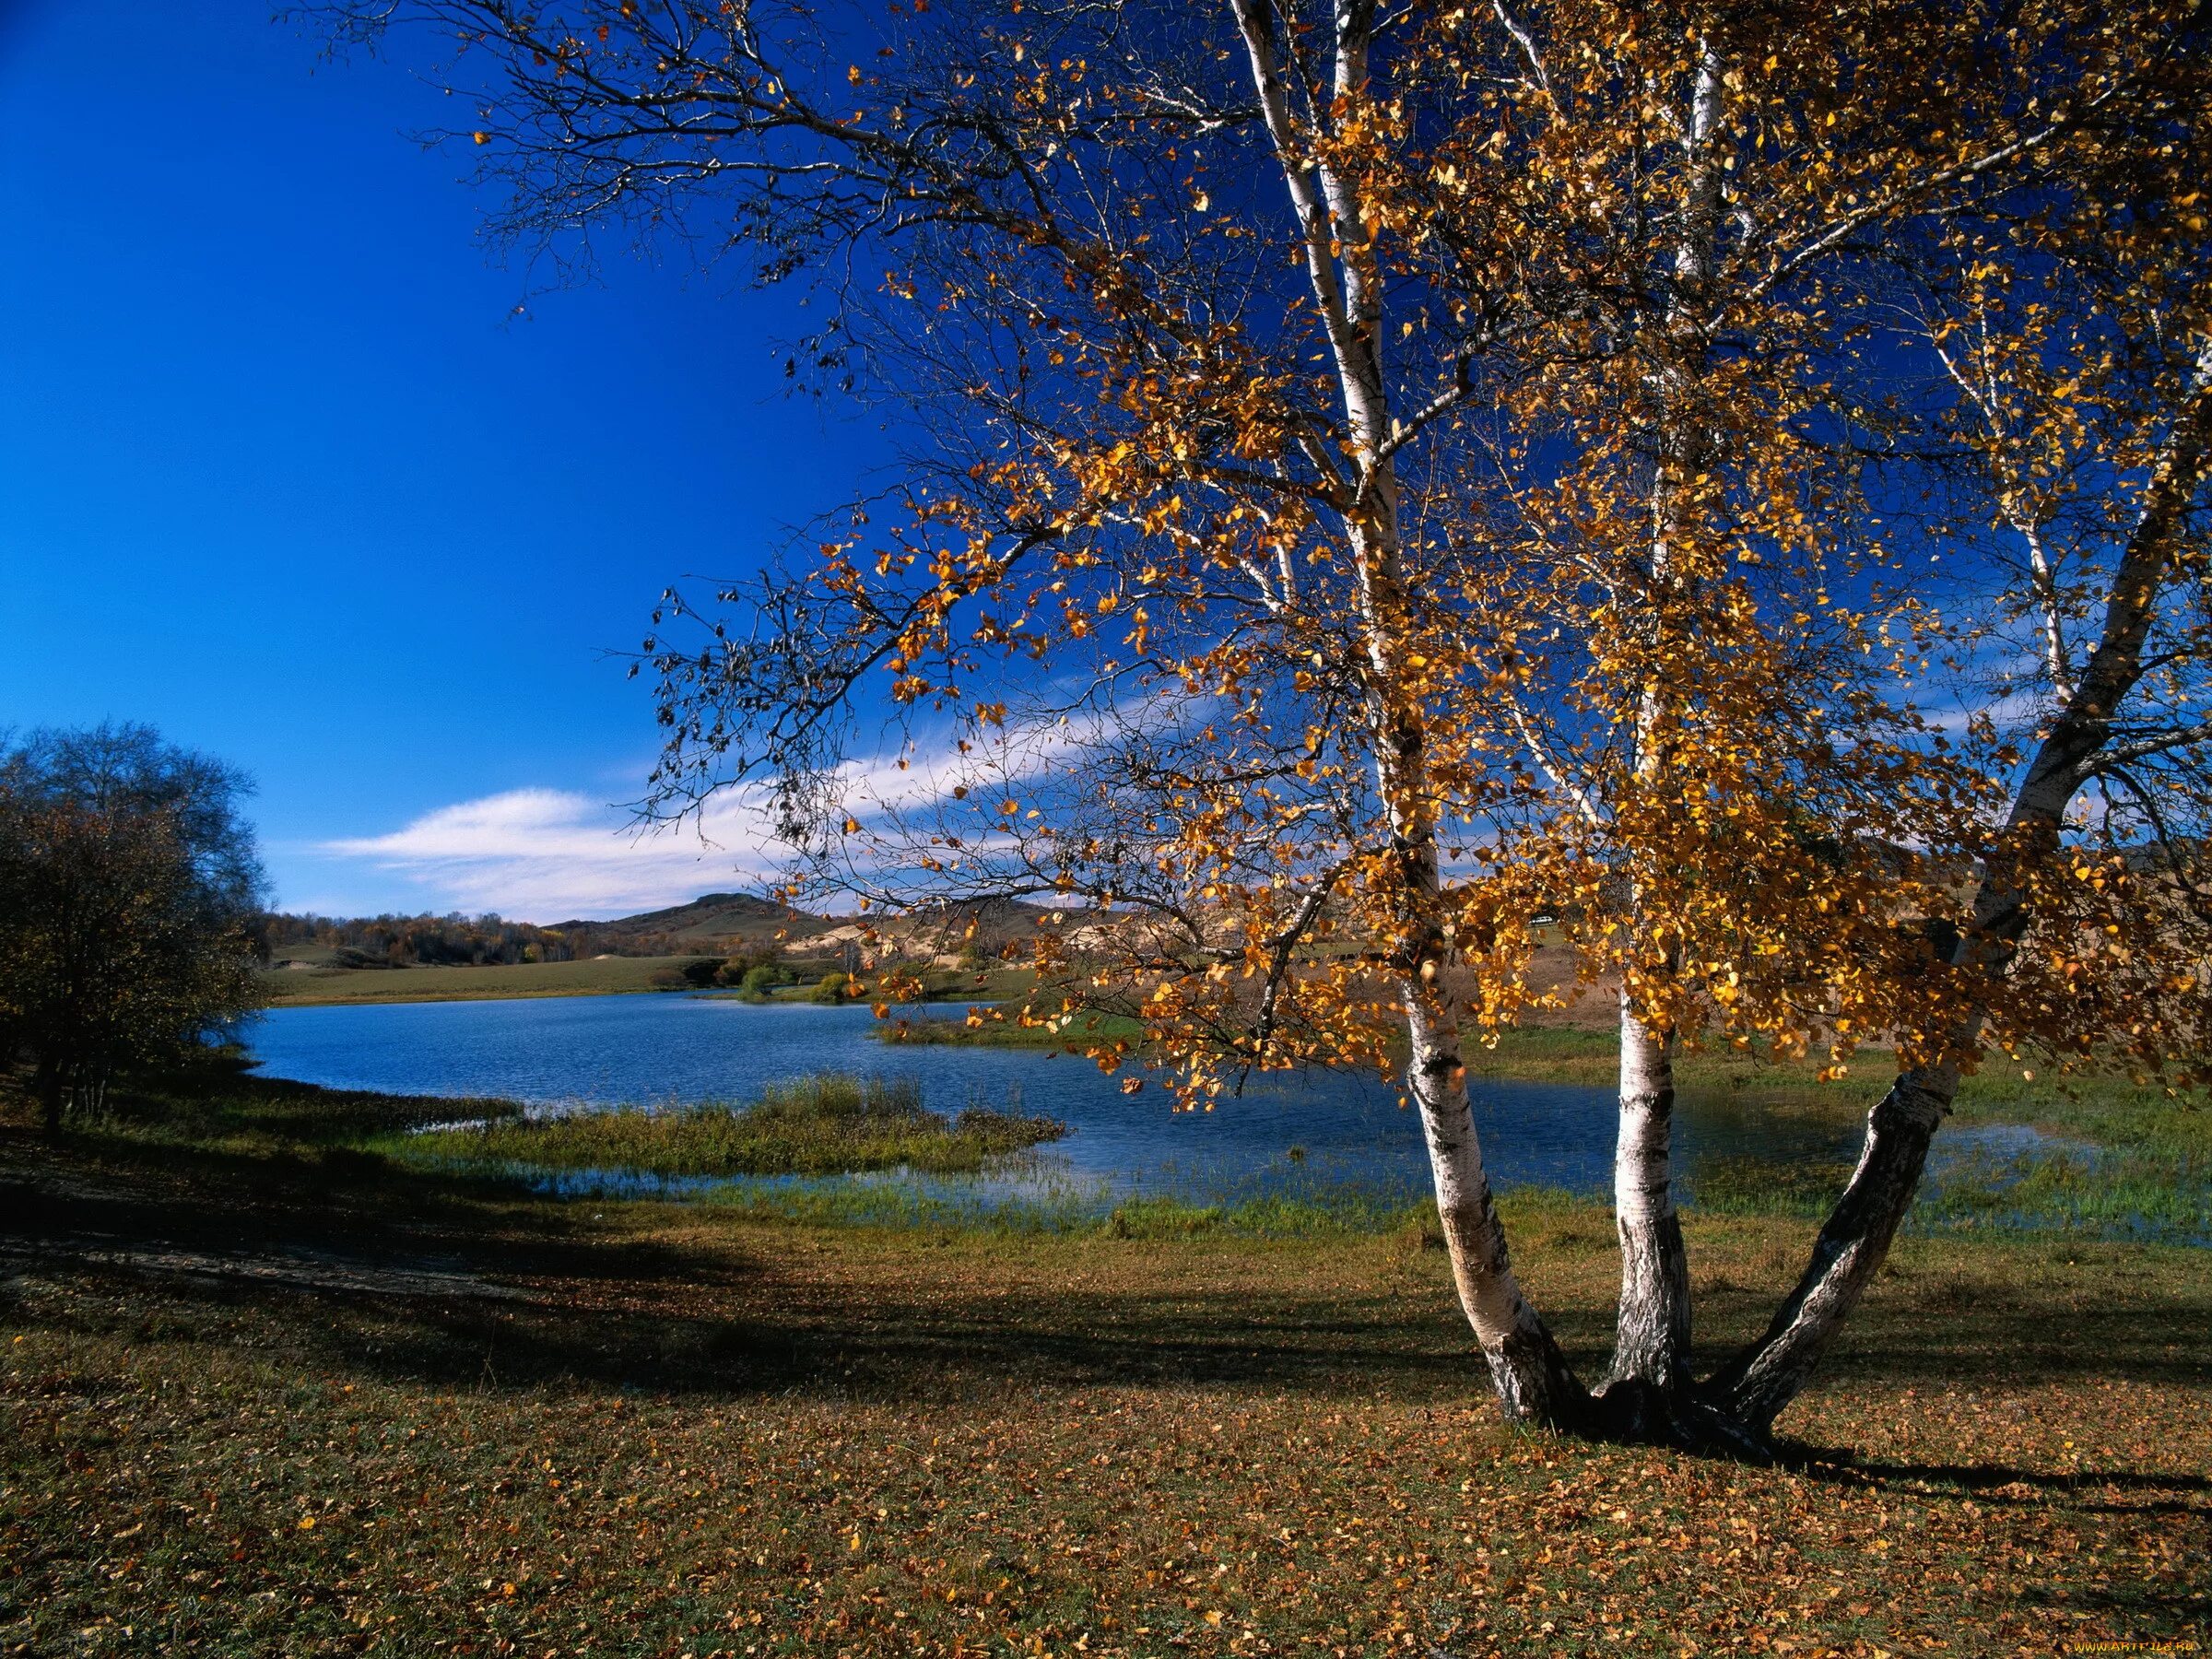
[547,892,834,952]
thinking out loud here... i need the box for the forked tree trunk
[1608,1002,1690,1393]
[1405,988,1588,1428]
[1707,1066,1953,1430]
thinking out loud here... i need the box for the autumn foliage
[319,0,2212,1447]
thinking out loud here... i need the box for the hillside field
[260,956,723,1006]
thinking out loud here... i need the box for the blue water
[245,994,1877,1213]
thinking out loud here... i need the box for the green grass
[1466,1026,2212,1148]
[260,954,724,1005]
[260,957,1049,1009]
[875,1005,1147,1049]
[392,1073,1064,1179]
[678,1177,1469,1239]
[87,1051,524,1159]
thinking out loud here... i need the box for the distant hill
[259,890,1077,972]
[256,894,828,970]
[547,892,833,951]
[865,896,1075,953]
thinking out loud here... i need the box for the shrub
[810,971,852,1004]
[738,963,788,998]
[0,724,268,1131]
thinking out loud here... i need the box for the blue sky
[0,2,882,920]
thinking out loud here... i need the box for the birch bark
[1605,34,1725,1394]
[1609,1001,1689,1391]
[1230,0,1586,1425]
[1407,987,1587,1422]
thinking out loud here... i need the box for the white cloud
[300,714,1135,923]
[316,787,787,922]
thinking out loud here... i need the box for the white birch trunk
[1230,0,1586,1428]
[1608,1001,1690,1391]
[1406,985,1585,1425]
[1604,34,1724,1395]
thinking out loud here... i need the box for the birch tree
[317,0,2208,1451]
[1715,93,2212,1431]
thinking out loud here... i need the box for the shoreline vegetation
[3,1063,2207,1654]
[260,954,728,1005]
[259,956,1041,1007]
[248,966,2208,1241]
[44,1037,2206,1244]
[393,1074,1065,1180]
[265,958,2205,1121]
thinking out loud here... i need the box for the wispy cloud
[316,788,786,922]
[301,714,1130,923]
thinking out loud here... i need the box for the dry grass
[3,1094,2206,1658]
[260,956,723,1006]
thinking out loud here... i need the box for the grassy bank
[265,959,1048,1010]
[876,1006,1147,1050]
[863,1019,2211,1243]
[68,1054,525,1159]
[393,1074,1065,1179]
[262,955,724,1006]
[2,1082,2207,1656]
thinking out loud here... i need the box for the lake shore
[3,1070,2206,1656]
[261,958,1041,1009]
[242,986,2212,1243]
[261,956,724,1006]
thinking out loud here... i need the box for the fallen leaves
[3,1175,2207,1657]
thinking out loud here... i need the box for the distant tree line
[253,912,692,966]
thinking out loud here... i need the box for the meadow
[2,1064,2207,1656]
[261,955,726,1006]
[261,956,1049,1009]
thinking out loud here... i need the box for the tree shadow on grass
[0,1123,707,1288]
[1,1124,1488,1399]
[6,1123,2211,1438]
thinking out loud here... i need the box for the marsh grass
[1687,1132,2211,1243]
[1913,1144,2212,1241]
[393,1073,1065,1179]
[89,1051,523,1158]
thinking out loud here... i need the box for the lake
[245,992,1910,1218]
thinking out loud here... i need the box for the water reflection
[248,994,2117,1230]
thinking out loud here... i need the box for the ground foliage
[1,1108,2206,1657]
[399,1075,1065,1180]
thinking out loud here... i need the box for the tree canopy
[318,0,2212,1450]
[0,724,269,1130]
